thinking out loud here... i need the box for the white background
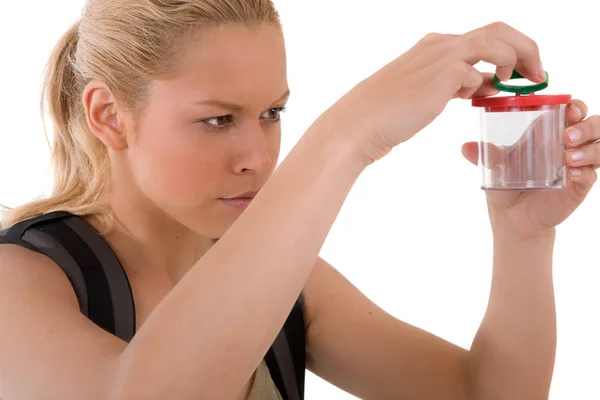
[1,1,598,398]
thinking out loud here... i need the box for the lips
[218,189,259,210]
[222,190,259,200]
[218,197,254,210]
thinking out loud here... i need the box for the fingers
[566,99,588,125]
[461,33,518,80]
[569,166,597,192]
[461,142,479,165]
[566,140,600,169]
[465,22,545,83]
[468,72,500,98]
[565,115,600,149]
[455,64,484,99]
[461,141,507,168]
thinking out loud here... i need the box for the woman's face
[127,23,289,238]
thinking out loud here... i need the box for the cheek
[271,134,281,169]
[131,122,223,204]
[266,126,282,169]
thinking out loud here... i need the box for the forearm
[468,226,556,400]
[110,117,366,399]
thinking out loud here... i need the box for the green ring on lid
[493,70,549,94]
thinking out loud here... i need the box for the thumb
[461,142,479,166]
[462,141,507,168]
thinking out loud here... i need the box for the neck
[90,184,217,283]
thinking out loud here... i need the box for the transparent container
[472,71,571,191]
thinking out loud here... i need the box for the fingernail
[538,63,546,81]
[571,168,582,177]
[567,128,582,143]
[570,149,584,162]
[572,107,582,120]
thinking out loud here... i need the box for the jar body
[479,104,567,191]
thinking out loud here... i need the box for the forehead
[153,24,287,104]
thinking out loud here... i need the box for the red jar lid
[472,93,572,108]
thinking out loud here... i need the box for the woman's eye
[201,115,234,129]
[261,107,286,122]
[198,107,286,130]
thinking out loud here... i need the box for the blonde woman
[1,1,598,399]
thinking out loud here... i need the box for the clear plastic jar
[472,71,571,191]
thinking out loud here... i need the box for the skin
[0,21,598,400]
[89,25,289,283]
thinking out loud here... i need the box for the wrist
[304,112,372,173]
[487,204,556,242]
[312,100,394,167]
[490,219,556,244]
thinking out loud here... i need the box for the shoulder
[0,211,82,305]
[0,240,125,399]
[0,242,79,308]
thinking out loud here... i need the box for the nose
[232,125,275,174]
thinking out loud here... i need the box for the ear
[82,81,130,151]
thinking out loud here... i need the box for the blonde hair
[1,0,281,232]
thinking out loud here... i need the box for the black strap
[265,295,306,400]
[21,226,91,315]
[4,211,74,242]
[61,216,136,341]
[286,295,306,399]
[1,211,136,342]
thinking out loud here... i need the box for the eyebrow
[193,89,291,112]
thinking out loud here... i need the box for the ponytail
[1,21,112,231]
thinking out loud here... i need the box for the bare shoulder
[0,243,79,306]
[0,243,125,400]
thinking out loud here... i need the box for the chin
[166,201,243,240]
[185,216,236,241]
